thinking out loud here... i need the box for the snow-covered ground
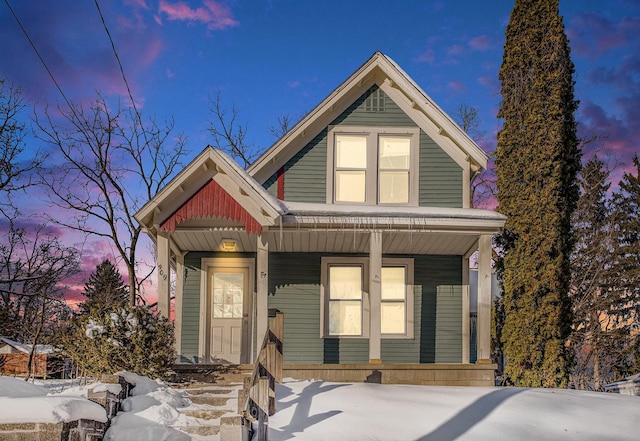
[269,379,640,441]
[2,375,639,441]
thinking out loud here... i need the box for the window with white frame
[328,126,419,205]
[328,265,364,336]
[321,257,413,338]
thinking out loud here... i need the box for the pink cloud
[448,81,464,93]
[158,0,239,31]
[414,49,435,64]
[469,35,492,51]
[447,44,465,56]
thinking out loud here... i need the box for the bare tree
[207,92,257,168]
[0,78,45,216]
[453,104,496,208]
[267,113,300,141]
[35,93,189,305]
[0,221,78,379]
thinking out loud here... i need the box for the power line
[3,0,77,117]
[94,0,146,138]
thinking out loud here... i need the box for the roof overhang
[248,51,489,184]
[135,147,285,241]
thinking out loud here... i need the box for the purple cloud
[468,35,492,51]
[568,13,639,57]
[157,0,239,31]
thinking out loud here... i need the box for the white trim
[320,256,415,340]
[248,52,488,184]
[174,252,185,360]
[320,257,370,338]
[198,257,255,364]
[380,258,415,340]
[326,125,420,206]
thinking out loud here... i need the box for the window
[335,135,367,203]
[381,266,407,334]
[328,265,363,335]
[328,126,419,205]
[321,257,413,339]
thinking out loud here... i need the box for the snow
[0,377,107,424]
[0,336,56,354]
[269,379,640,441]
[2,374,639,440]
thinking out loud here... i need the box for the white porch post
[476,234,493,363]
[157,233,171,319]
[462,257,470,364]
[369,231,382,364]
[174,252,186,360]
[256,234,269,362]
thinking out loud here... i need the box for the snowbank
[269,379,640,441]
[0,376,106,424]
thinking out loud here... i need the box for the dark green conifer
[495,0,581,387]
[80,259,129,315]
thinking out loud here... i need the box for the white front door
[208,267,249,364]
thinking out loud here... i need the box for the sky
[1,0,639,304]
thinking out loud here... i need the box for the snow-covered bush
[62,305,175,379]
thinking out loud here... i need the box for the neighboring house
[135,52,506,386]
[604,374,640,396]
[0,337,61,378]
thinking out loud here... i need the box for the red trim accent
[277,166,285,200]
[159,179,262,234]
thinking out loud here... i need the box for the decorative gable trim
[134,147,285,237]
[159,179,262,234]
[248,52,488,187]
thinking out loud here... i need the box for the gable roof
[248,51,488,184]
[135,147,285,235]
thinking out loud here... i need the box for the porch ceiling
[167,227,484,256]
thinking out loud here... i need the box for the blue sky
[1,0,638,302]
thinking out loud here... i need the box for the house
[135,52,506,386]
[0,336,62,378]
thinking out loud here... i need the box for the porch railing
[242,310,283,441]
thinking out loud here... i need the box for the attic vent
[364,87,385,112]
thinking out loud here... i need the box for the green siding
[331,85,416,127]
[419,133,463,208]
[283,129,327,202]
[268,253,324,363]
[180,252,255,363]
[267,253,463,364]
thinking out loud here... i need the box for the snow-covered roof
[0,337,56,355]
[281,201,506,230]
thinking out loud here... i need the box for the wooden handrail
[243,311,283,441]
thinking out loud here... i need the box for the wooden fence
[243,311,283,441]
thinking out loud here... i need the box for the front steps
[171,366,252,440]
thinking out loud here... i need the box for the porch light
[220,239,237,252]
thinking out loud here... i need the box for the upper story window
[328,126,419,205]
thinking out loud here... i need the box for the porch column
[369,231,382,364]
[462,257,470,364]
[174,252,186,359]
[256,234,269,360]
[157,232,171,319]
[476,234,492,363]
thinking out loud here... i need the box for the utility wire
[94,0,147,140]
[3,0,78,119]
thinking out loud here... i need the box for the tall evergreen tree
[80,259,129,315]
[569,157,616,390]
[494,0,581,387]
[609,156,640,376]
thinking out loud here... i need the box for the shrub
[62,305,175,379]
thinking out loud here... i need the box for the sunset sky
[1,0,638,304]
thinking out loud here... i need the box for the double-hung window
[328,126,419,205]
[321,257,414,339]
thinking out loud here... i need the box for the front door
[208,267,250,364]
